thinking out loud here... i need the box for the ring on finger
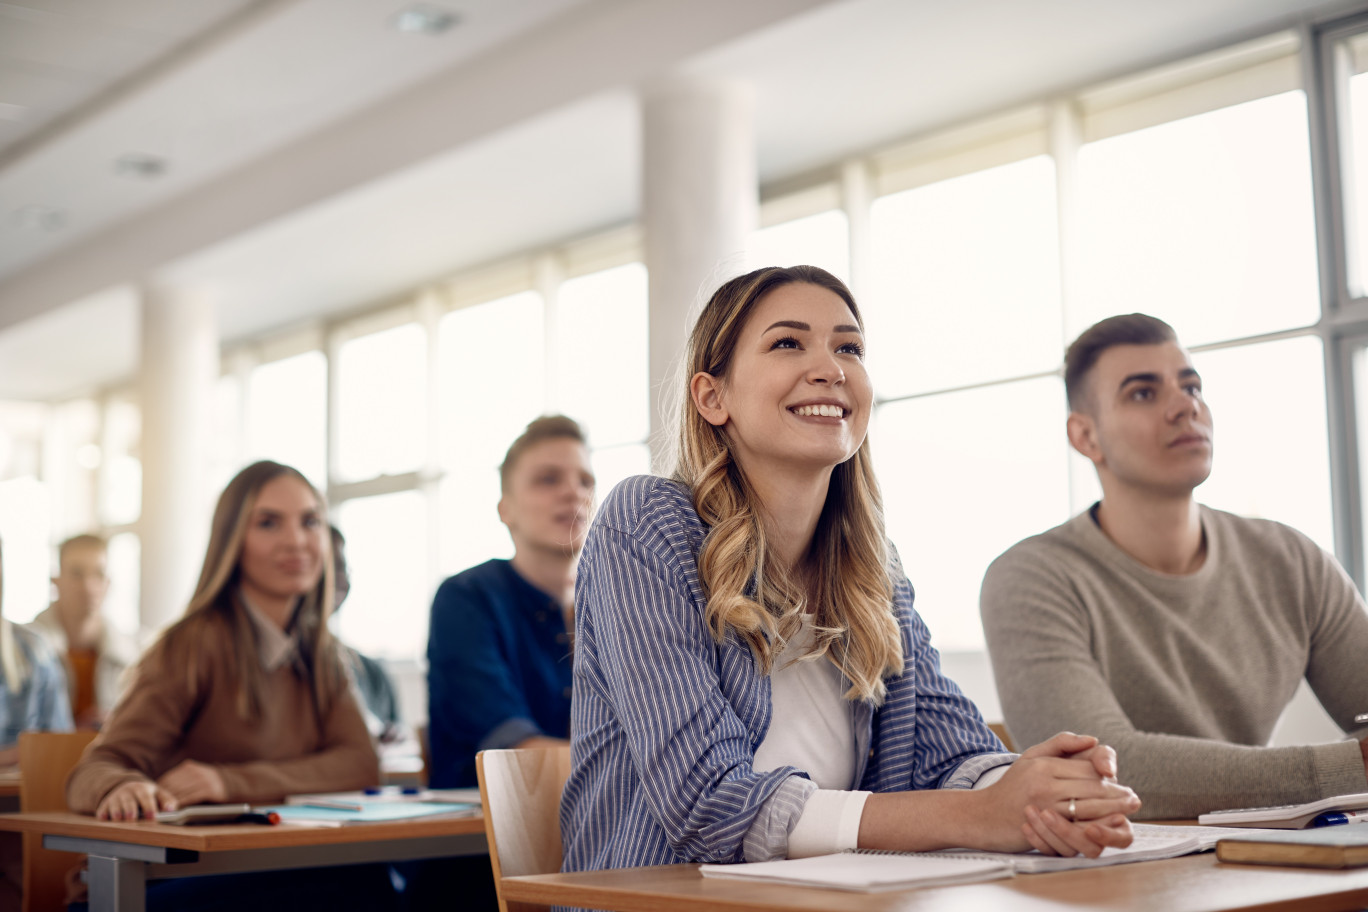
[1067,797,1077,822]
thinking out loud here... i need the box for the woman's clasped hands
[985,731,1140,858]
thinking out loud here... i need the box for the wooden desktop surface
[0,809,484,851]
[502,853,1368,912]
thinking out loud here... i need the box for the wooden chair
[19,730,97,912]
[416,723,431,786]
[475,746,572,912]
[987,721,1017,753]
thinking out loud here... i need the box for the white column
[1048,100,1093,515]
[1048,99,1083,342]
[534,253,566,414]
[840,159,874,301]
[642,79,757,471]
[139,282,219,632]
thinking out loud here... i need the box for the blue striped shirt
[559,475,1012,873]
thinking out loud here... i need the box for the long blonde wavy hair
[676,265,902,704]
[146,460,343,722]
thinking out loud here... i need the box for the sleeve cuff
[1313,740,1368,797]
[943,752,1017,790]
[786,789,871,859]
[478,716,544,752]
[971,764,1010,790]
[742,776,815,862]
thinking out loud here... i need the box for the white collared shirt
[239,593,300,673]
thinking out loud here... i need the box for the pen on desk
[1311,809,1368,827]
[236,812,280,826]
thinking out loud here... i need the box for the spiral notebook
[699,825,1268,891]
[924,824,1265,874]
[699,852,1013,893]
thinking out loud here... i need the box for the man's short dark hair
[58,533,107,571]
[499,415,587,494]
[1064,314,1178,412]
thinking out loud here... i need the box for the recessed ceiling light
[10,205,66,233]
[392,4,458,35]
[115,153,168,178]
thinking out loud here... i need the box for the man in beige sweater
[981,314,1368,819]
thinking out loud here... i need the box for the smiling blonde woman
[559,265,1141,877]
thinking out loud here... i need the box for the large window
[437,290,546,577]
[1341,31,1368,295]
[333,490,429,657]
[868,156,1061,398]
[1193,337,1333,550]
[0,474,50,625]
[853,40,1336,652]
[1075,91,1319,345]
[245,351,327,488]
[751,210,851,282]
[556,264,652,501]
[873,377,1071,650]
[322,260,654,658]
[337,323,427,483]
[556,264,649,450]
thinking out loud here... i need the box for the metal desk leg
[87,854,145,912]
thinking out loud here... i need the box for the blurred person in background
[27,534,139,729]
[0,534,73,765]
[65,461,390,912]
[426,414,594,788]
[412,416,593,912]
[0,534,73,911]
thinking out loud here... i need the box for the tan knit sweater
[66,612,378,813]
[981,505,1368,819]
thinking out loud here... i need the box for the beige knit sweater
[981,505,1368,819]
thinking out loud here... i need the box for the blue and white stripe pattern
[559,475,1012,874]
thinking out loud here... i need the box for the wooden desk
[0,810,487,912]
[502,853,1368,912]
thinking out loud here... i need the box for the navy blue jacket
[426,559,573,787]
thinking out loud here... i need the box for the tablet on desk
[154,804,252,825]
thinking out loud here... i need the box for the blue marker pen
[1311,809,1368,827]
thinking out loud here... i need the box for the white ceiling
[0,0,257,151]
[0,0,1359,399]
[0,0,595,279]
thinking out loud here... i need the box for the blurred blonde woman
[66,461,391,911]
[560,266,1141,875]
[0,534,72,764]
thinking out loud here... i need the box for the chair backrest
[476,746,571,912]
[987,721,1017,753]
[416,723,431,786]
[19,730,98,912]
